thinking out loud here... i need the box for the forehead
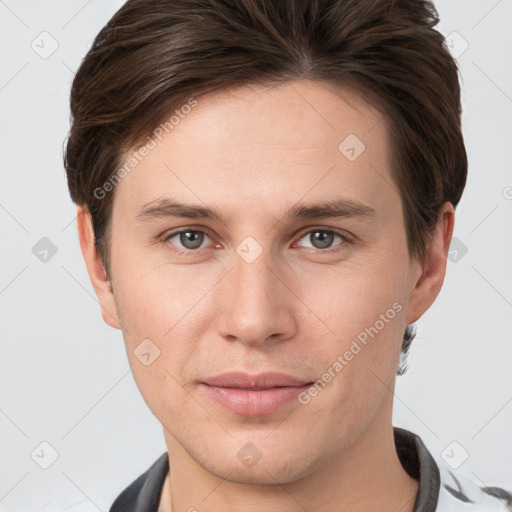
[163,80,385,161]
[115,80,396,221]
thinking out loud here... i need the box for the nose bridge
[228,230,274,289]
[231,242,277,312]
[215,239,295,344]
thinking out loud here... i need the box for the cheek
[111,241,204,338]
[109,251,205,397]
[113,268,202,420]
[302,253,408,342]
[298,250,409,407]
[303,271,406,435]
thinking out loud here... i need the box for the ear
[76,206,121,329]
[405,202,455,324]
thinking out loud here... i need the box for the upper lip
[202,372,312,389]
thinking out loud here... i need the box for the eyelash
[161,227,352,256]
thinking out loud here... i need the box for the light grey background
[0,1,511,510]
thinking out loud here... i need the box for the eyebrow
[136,197,377,224]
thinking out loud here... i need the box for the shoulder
[436,459,512,511]
[393,426,511,512]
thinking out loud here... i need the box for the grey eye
[310,231,334,249]
[176,230,206,250]
[300,230,342,250]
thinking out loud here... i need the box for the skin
[77,79,454,512]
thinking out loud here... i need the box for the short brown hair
[64,0,467,374]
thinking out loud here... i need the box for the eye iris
[180,230,204,250]
[311,230,334,249]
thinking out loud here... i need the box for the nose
[215,247,298,347]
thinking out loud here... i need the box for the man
[64,0,511,510]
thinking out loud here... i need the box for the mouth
[200,372,314,416]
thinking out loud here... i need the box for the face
[80,80,446,485]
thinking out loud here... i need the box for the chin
[194,445,320,486]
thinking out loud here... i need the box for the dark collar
[110,427,440,512]
[109,452,169,512]
[394,426,440,511]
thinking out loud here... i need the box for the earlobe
[405,202,455,324]
[76,206,121,329]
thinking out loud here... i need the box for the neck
[159,396,419,512]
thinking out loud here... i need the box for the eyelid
[162,226,218,249]
[293,226,353,245]
[163,226,216,240]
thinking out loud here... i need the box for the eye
[162,227,350,255]
[295,228,349,251]
[164,229,214,252]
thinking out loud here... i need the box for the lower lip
[200,383,311,416]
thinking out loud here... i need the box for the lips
[202,371,312,389]
[200,372,314,416]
